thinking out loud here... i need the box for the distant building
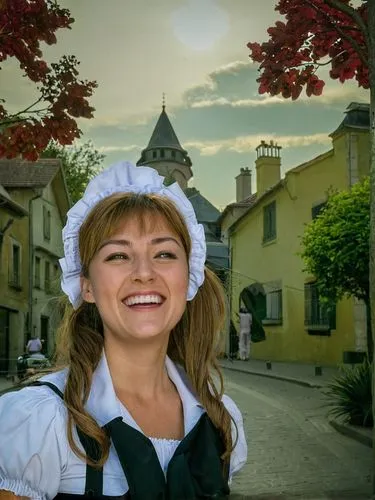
[137,103,192,190]
[224,102,370,366]
[0,184,28,376]
[138,104,229,276]
[0,159,70,361]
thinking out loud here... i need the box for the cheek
[89,267,121,298]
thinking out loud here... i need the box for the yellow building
[0,184,29,376]
[0,159,70,368]
[227,102,370,366]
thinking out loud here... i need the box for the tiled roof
[146,107,184,151]
[0,183,28,215]
[218,193,257,223]
[185,189,220,223]
[0,158,61,188]
[330,101,370,136]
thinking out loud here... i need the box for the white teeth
[124,294,163,306]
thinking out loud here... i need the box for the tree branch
[7,96,44,119]
[304,0,368,66]
[323,0,369,43]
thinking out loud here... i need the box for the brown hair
[54,192,234,468]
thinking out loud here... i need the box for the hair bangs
[79,193,191,274]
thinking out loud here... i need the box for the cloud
[98,145,143,154]
[186,133,330,156]
[211,60,250,76]
[184,60,254,97]
[191,95,285,108]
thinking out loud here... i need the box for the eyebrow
[98,236,181,251]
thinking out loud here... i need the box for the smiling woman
[0,161,247,499]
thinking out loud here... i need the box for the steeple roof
[146,106,184,151]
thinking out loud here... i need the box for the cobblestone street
[224,369,373,500]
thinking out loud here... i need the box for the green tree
[301,178,371,358]
[42,140,105,203]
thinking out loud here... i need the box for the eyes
[104,251,177,262]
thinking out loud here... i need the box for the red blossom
[247,0,368,99]
[0,0,97,160]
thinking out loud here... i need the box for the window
[152,151,157,159]
[45,261,51,293]
[263,201,276,242]
[9,243,21,288]
[171,150,176,159]
[43,206,51,240]
[160,149,165,158]
[304,282,336,334]
[311,202,326,219]
[264,289,283,324]
[35,256,41,288]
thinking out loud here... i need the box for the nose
[130,256,155,283]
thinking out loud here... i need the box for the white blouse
[0,354,247,500]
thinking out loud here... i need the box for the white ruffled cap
[59,161,206,308]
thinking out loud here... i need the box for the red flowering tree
[0,0,97,160]
[248,0,375,461]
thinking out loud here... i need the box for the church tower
[136,99,193,189]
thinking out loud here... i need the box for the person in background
[238,306,252,361]
[26,335,42,356]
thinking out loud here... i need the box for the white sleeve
[222,394,247,479]
[0,386,68,499]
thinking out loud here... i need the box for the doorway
[0,308,10,374]
[40,315,49,354]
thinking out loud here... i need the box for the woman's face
[81,213,189,345]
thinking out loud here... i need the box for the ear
[80,275,96,304]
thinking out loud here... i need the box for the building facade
[227,102,370,366]
[0,185,29,376]
[0,159,70,360]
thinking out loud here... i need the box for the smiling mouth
[123,294,165,308]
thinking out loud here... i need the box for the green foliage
[325,361,373,428]
[301,177,370,303]
[163,172,176,186]
[42,140,105,204]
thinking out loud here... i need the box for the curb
[220,363,324,389]
[328,418,373,448]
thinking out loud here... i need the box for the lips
[123,293,165,307]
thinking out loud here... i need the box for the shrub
[325,361,373,427]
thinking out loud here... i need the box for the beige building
[0,159,70,359]
[0,184,28,376]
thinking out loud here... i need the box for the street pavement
[220,358,340,388]
[225,369,373,500]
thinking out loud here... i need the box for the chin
[124,325,172,342]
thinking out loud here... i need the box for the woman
[0,161,247,499]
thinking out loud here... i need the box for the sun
[171,0,229,52]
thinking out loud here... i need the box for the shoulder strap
[30,381,104,498]
[29,380,64,399]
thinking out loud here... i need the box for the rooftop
[0,158,62,188]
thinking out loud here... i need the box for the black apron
[31,381,230,500]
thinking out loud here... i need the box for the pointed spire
[162,92,166,111]
[145,103,183,150]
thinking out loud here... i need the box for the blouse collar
[46,351,204,436]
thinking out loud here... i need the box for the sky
[2,0,368,209]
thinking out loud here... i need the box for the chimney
[255,140,281,196]
[235,167,252,202]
